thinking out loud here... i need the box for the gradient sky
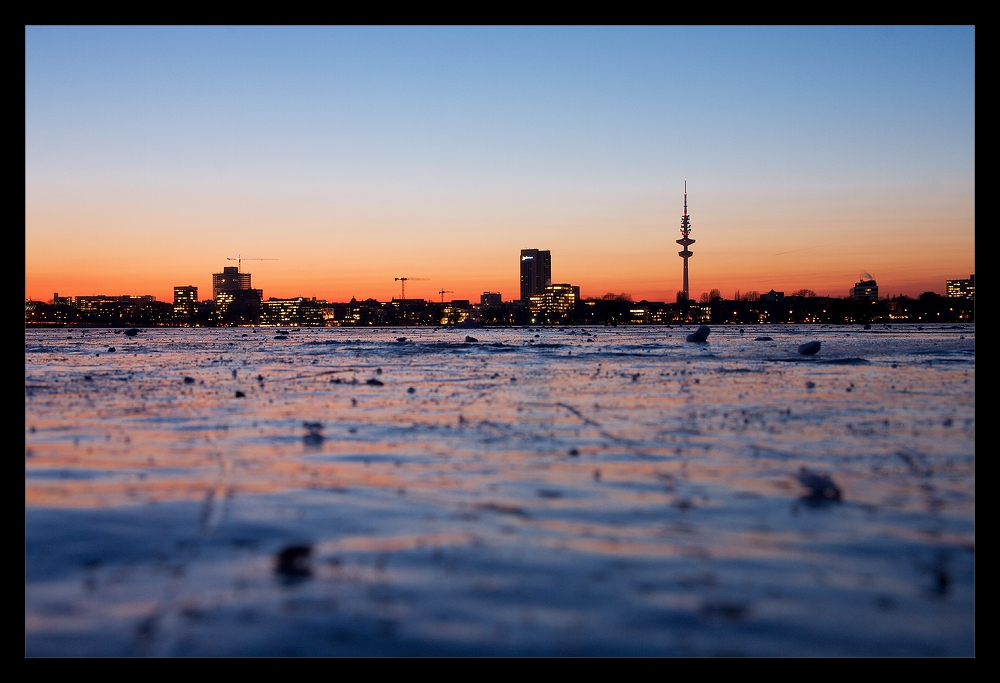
[26,26,975,303]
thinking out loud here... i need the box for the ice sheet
[25,325,975,656]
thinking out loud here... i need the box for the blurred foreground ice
[25,325,974,655]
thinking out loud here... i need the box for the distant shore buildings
[528,283,581,324]
[480,292,502,307]
[27,254,974,327]
[946,274,975,300]
[173,286,198,321]
[212,266,263,324]
[850,277,879,303]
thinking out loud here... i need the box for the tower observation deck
[676,181,694,303]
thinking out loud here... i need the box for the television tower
[676,181,694,303]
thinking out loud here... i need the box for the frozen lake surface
[25,325,975,656]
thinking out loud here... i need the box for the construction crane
[227,254,278,273]
[394,277,428,300]
[438,289,454,303]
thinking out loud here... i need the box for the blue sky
[26,26,974,301]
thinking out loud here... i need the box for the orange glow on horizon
[25,184,974,304]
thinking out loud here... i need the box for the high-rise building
[946,274,975,300]
[850,278,878,303]
[212,266,261,323]
[212,266,252,298]
[173,286,198,319]
[520,249,551,301]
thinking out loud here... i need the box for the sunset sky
[26,26,974,303]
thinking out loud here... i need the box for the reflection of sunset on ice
[26,326,974,655]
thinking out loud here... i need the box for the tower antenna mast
[676,181,695,304]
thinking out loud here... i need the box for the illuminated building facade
[850,278,878,303]
[439,304,470,325]
[74,295,156,312]
[261,297,325,326]
[173,286,198,320]
[481,292,502,306]
[528,283,579,322]
[520,249,552,301]
[212,266,261,322]
[629,305,651,324]
[215,289,262,322]
[946,274,975,300]
[212,267,251,299]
